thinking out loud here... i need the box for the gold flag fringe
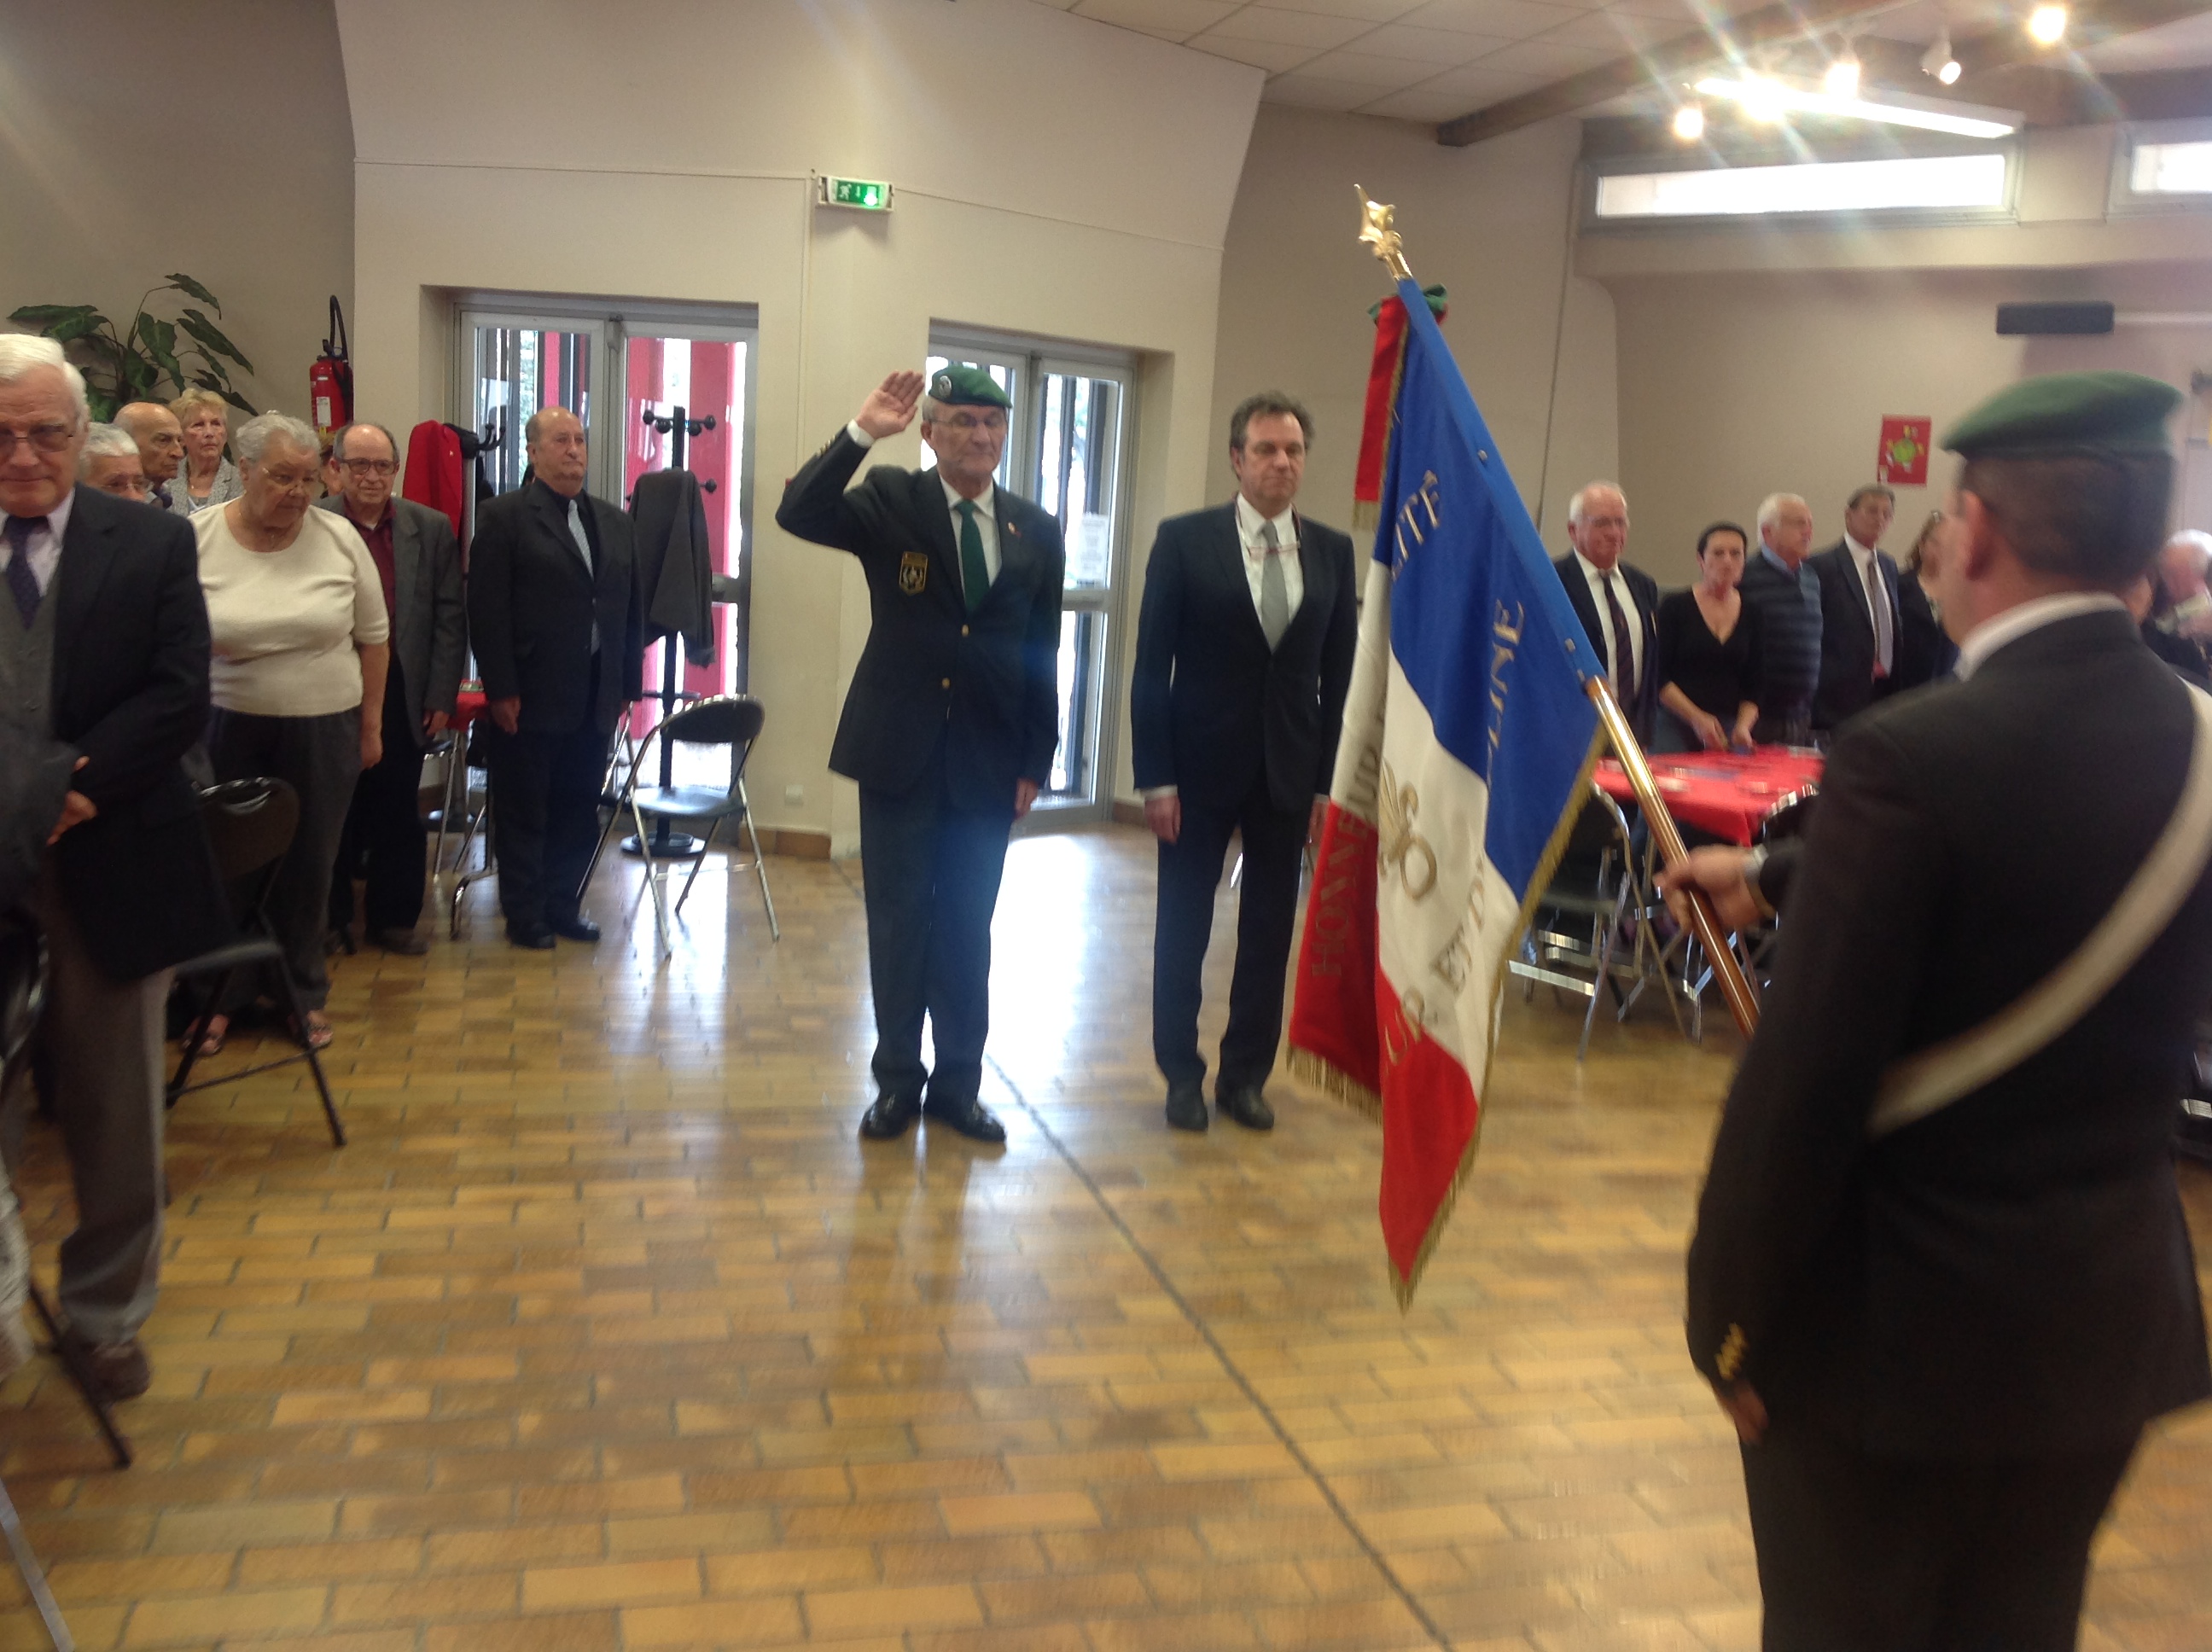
[1285,1045,1382,1123]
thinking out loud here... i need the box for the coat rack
[623,403,717,859]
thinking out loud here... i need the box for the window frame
[2110,118,2212,218]
[1579,137,2021,236]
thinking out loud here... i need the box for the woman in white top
[194,412,388,1053]
[169,387,242,518]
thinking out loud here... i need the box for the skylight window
[2129,140,2212,195]
[1593,152,2010,221]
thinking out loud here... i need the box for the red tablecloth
[1593,747,1824,846]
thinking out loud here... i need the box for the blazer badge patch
[899,551,928,595]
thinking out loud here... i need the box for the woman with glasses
[192,412,389,1054]
[167,387,242,518]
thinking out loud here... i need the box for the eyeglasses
[261,471,320,494]
[0,422,78,458]
[937,413,1006,434]
[340,459,398,477]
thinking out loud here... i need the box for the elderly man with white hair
[190,411,388,1057]
[1739,492,1823,744]
[76,422,151,502]
[0,333,230,1400]
[1551,480,1661,742]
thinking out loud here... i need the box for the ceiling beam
[1435,0,2212,148]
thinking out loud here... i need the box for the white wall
[0,2,353,419]
[337,0,1260,853]
[1207,107,1620,548]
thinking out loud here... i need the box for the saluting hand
[856,371,926,441]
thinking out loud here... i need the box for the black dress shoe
[507,922,556,951]
[1164,1078,1208,1132]
[921,1092,1007,1143]
[548,915,602,943]
[1216,1084,1275,1131]
[368,927,429,956]
[859,1091,922,1140]
[55,1327,152,1402]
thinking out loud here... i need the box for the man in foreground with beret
[777,367,1065,1143]
[1663,370,2212,1650]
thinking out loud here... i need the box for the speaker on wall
[1996,302,2117,336]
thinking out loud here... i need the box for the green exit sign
[820,176,893,212]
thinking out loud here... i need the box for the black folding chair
[166,780,345,1148]
[606,696,779,956]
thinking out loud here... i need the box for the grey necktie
[1259,520,1289,650]
[566,497,594,573]
[1867,559,1894,678]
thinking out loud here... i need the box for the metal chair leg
[631,802,673,957]
[266,968,345,1148]
[741,787,779,942]
[166,967,236,1103]
[673,818,719,916]
[577,729,640,908]
[26,1283,129,1469]
[0,1467,74,1649]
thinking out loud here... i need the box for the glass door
[463,313,603,497]
[926,334,1133,823]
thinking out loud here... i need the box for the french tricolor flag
[1288,277,1606,1303]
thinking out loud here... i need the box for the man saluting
[777,368,1064,1143]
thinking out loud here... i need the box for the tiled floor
[3,823,2208,1650]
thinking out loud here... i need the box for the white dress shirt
[1844,532,1895,674]
[1954,592,2128,682]
[847,420,999,593]
[1236,493,1302,625]
[1571,549,1643,689]
[2,490,74,596]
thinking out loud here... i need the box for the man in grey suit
[317,422,465,953]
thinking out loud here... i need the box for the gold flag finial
[1355,186,1413,282]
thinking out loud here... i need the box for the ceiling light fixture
[1673,101,1707,141]
[1921,30,1963,84]
[1824,51,1862,97]
[2027,3,2068,44]
[1695,73,2018,137]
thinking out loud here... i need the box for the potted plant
[9,274,256,422]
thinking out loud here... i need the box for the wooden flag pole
[1584,678,1761,1041]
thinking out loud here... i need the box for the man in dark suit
[1551,482,1659,741]
[318,422,465,953]
[1131,393,1356,1131]
[777,367,1064,1144]
[1741,493,1823,745]
[0,336,230,1400]
[467,406,643,950]
[1662,372,2212,1650]
[1810,483,1905,732]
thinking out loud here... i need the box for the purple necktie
[3,516,46,627]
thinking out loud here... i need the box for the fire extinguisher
[309,296,352,447]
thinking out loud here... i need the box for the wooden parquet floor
[3,823,2209,1651]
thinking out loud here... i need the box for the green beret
[928,364,1011,410]
[1941,370,2181,461]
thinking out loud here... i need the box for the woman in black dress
[1895,509,1962,687]
[1654,521,1762,753]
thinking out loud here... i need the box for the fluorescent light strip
[1695,75,2017,139]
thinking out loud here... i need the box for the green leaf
[89,391,119,423]
[218,387,257,416]
[176,308,253,373]
[165,272,221,311]
[136,315,183,391]
[121,354,158,398]
[8,303,102,333]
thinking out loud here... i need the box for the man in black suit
[1131,393,1356,1132]
[0,335,230,1400]
[776,367,1064,1144]
[467,406,643,950]
[1809,483,1905,732]
[1662,372,2212,1651]
[319,422,466,953]
[1551,482,1659,741]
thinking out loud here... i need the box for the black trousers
[482,671,611,930]
[205,706,360,1013]
[857,760,1012,1106]
[1151,777,1306,1091]
[330,657,427,934]
[1743,1416,2138,1652]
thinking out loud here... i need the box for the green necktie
[954,498,989,614]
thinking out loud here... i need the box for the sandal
[191,1014,229,1060]
[290,1011,335,1053]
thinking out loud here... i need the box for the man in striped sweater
[1741,492,1822,745]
